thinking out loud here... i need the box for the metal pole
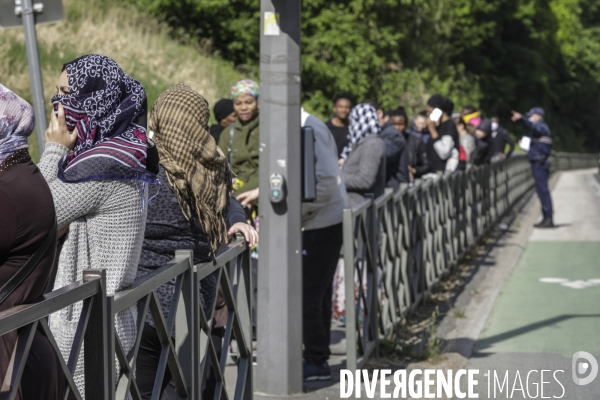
[20,0,47,156]
[257,0,303,395]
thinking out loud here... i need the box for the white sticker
[264,12,280,36]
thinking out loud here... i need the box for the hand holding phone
[430,108,443,123]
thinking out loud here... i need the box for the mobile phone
[430,108,443,122]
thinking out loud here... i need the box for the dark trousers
[136,323,224,400]
[531,160,553,219]
[302,223,343,364]
[136,323,172,399]
[18,330,65,400]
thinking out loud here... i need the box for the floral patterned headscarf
[230,79,260,100]
[51,54,157,184]
[0,83,34,164]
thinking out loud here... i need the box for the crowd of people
[0,53,553,397]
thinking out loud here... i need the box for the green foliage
[88,0,600,150]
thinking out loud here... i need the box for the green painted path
[465,169,600,398]
[475,241,600,355]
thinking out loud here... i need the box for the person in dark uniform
[511,107,554,228]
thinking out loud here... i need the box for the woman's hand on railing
[228,222,259,247]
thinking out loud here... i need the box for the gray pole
[21,0,47,156]
[257,0,303,396]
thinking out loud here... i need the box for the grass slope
[0,0,243,162]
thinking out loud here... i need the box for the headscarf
[149,84,233,259]
[0,83,34,164]
[341,103,381,159]
[462,110,481,128]
[213,99,234,123]
[51,54,156,184]
[230,79,260,100]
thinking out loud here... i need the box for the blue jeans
[531,160,553,219]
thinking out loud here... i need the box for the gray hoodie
[301,111,350,230]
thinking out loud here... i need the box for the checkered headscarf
[149,84,233,258]
[341,103,381,159]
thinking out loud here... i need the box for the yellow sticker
[264,12,280,36]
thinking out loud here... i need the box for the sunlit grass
[0,0,244,162]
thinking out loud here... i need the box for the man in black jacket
[379,108,407,190]
[390,108,429,186]
[490,115,515,158]
[326,93,354,158]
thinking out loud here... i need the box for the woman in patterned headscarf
[216,79,261,342]
[341,103,387,207]
[135,84,257,399]
[0,84,64,399]
[217,79,260,207]
[38,54,157,396]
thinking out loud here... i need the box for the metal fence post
[174,249,195,399]
[20,0,48,155]
[368,196,379,358]
[343,208,357,372]
[82,269,109,400]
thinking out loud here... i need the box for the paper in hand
[519,136,531,152]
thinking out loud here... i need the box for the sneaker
[303,360,331,381]
[534,218,554,228]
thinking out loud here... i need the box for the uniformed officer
[511,107,554,228]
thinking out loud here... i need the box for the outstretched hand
[45,103,77,150]
[236,188,259,208]
[511,110,522,122]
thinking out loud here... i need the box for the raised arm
[38,143,109,229]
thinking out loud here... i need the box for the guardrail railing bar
[343,207,358,371]
[147,290,189,398]
[37,318,84,400]
[0,279,101,336]
[82,269,109,400]
[174,249,195,399]
[113,258,190,314]
[2,321,37,400]
[66,296,93,372]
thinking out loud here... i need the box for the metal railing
[0,270,109,400]
[0,236,252,400]
[343,151,598,370]
[1,151,596,395]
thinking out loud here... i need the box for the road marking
[540,277,600,289]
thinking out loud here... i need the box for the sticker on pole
[0,0,64,28]
[263,11,280,36]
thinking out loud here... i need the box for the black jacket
[474,136,493,165]
[492,126,515,157]
[209,124,226,144]
[379,121,407,190]
[401,129,429,182]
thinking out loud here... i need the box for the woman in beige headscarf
[135,84,257,399]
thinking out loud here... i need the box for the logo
[572,351,598,386]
